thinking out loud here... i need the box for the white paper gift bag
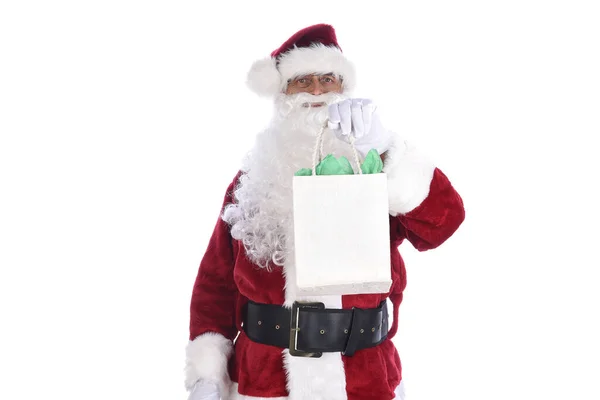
[292,128,392,296]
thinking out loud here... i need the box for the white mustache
[274,92,348,118]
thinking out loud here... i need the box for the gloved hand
[394,380,406,399]
[327,98,393,157]
[188,380,220,400]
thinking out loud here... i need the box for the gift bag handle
[312,122,363,176]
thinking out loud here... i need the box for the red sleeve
[392,168,465,251]
[189,175,240,341]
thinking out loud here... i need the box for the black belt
[243,300,389,357]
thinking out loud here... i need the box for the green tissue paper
[360,149,384,174]
[294,149,383,176]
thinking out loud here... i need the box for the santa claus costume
[185,24,465,400]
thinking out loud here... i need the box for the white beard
[222,91,359,269]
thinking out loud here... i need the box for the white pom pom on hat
[246,24,356,97]
[246,57,281,97]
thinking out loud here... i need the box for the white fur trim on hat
[246,44,356,97]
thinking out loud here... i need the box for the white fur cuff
[185,332,234,391]
[383,134,436,216]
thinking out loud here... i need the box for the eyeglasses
[287,74,341,89]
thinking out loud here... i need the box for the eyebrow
[316,72,336,78]
[295,73,335,80]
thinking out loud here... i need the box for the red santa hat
[246,23,356,97]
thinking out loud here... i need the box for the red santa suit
[184,24,465,400]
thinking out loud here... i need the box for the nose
[309,76,324,95]
[309,86,324,95]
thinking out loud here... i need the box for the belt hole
[320,329,325,335]
[344,329,348,334]
[257,321,262,325]
[360,329,364,334]
[275,324,280,330]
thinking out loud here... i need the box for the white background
[1,1,599,399]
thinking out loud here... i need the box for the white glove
[327,98,393,157]
[394,380,406,399]
[188,380,220,400]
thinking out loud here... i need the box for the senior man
[185,23,465,400]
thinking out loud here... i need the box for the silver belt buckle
[289,301,325,358]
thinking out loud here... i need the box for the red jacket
[185,138,465,400]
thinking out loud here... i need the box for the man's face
[285,73,343,97]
